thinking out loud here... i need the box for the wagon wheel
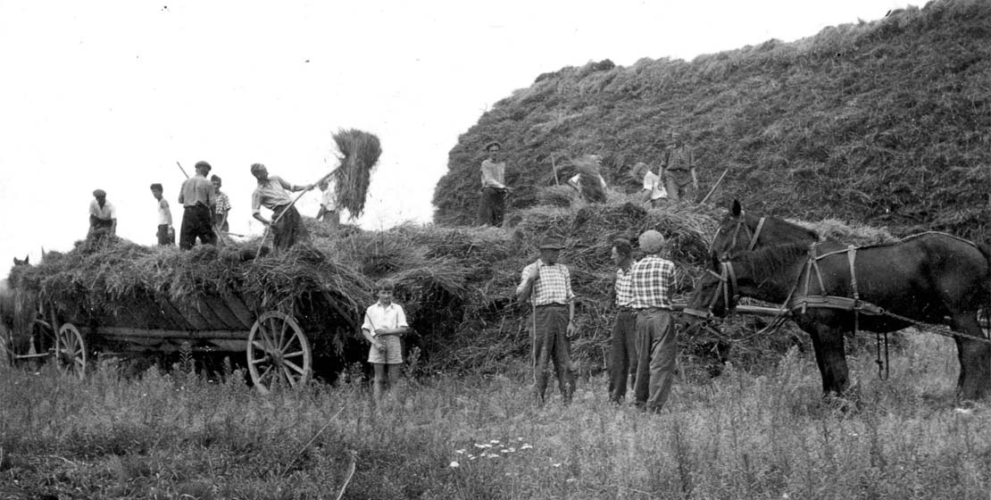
[247,311,312,394]
[54,323,87,379]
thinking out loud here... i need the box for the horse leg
[803,321,850,397]
[950,313,991,401]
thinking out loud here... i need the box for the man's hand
[566,320,577,339]
[373,340,385,350]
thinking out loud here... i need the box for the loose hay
[332,129,382,220]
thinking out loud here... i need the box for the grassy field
[1,331,989,499]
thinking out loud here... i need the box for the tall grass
[1,331,988,499]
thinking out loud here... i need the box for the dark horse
[709,200,818,265]
[688,234,991,401]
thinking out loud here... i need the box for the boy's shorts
[368,335,403,364]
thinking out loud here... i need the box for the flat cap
[538,236,566,250]
[93,189,106,198]
[638,230,666,253]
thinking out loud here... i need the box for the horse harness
[700,237,991,380]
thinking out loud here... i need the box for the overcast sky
[0,0,912,277]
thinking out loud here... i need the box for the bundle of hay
[332,129,382,219]
[537,185,577,208]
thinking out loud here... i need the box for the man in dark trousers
[516,235,577,404]
[178,161,217,250]
[477,141,509,226]
[250,162,313,251]
[631,230,678,412]
[607,238,637,404]
[662,130,698,202]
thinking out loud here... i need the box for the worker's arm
[515,262,540,303]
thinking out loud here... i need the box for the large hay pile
[332,129,382,219]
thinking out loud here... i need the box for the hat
[538,236,565,250]
[638,230,666,253]
[484,141,502,151]
[195,161,212,172]
[93,189,106,198]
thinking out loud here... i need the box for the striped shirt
[214,191,231,214]
[631,255,676,309]
[251,175,298,214]
[517,261,574,306]
[615,267,634,308]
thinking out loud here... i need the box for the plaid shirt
[517,261,574,306]
[664,146,694,172]
[631,255,675,309]
[214,191,231,214]
[615,267,634,308]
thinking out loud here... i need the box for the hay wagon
[1,275,358,394]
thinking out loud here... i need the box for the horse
[708,200,818,266]
[687,235,991,401]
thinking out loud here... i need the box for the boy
[316,176,340,232]
[150,183,175,245]
[361,280,409,400]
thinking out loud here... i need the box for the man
[631,230,678,412]
[516,235,577,403]
[662,131,698,202]
[250,163,313,251]
[315,175,340,232]
[633,162,667,208]
[178,161,217,250]
[211,175,231,233]
[567,154,608,203]
[607,238,637,404]
[88,189,116,240]
[477,141,509,226]
[150,183,174,246]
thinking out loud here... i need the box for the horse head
[709,200,818,268]
[686,258,739,320]
[12,255,29,266]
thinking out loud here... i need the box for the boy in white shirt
[361,279,409,400]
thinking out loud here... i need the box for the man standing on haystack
[88,189,116,241]
[567,154,608,203]
[608,238,637,404]
[516,235,577,404]
[477,141,509,226]
[316,175,340,232]
[662,131,698,202]
[250,163,314,251]
[631,230,678,413]
[178,161,217,250]
[211,174,231,233]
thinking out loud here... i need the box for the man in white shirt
[88,189,116,240]
[633,162,668,207]
[316,176,340,232]
[150,183,174,246]
[477,141,509,226]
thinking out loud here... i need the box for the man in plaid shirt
[516,235,576,403]
[608,238,637,404]
[631,230,678,412]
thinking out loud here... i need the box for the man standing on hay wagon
[250,162,313,251]
[661,130,698,202]
[88,189,116,240]
[608,238,638,404]
[631,230,678,413]
[477,141,509,227]
[210,174,231,233]
[150,183,175,246]
[178,161,217,249]
[516,235,577,404]
[316,175,340,232]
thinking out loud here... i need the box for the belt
[534,303,567,309]
[617,306,636,312]
[637,307,672,312]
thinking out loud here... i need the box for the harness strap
[747,217,766,252]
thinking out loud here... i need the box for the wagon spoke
[283,350,304,359]
[279,318,289,349]
[258,364,274,385]
[284,359,306,376]
[250,355,269,365]
[251,340,270,354]
[282,366,297,387]
[280,332,301,354]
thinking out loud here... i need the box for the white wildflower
[449,461,460,468]
[521,444,533,450]
[455,449,466,455]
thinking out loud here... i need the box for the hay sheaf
[333,129,382,219]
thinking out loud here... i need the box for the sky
[0,0,912,278]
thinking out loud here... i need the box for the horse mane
[764,216,819,241]
[737,242,809,278]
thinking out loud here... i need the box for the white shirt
[90,199,116,220]
[568,173,607,193]
[643,171,668,200]
[321,179,337,211]
[361,301,408,336]
[157,198,172,226]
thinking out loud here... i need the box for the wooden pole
[700,168,730,205]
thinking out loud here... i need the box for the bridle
[686,214,764,319]
[684,258,739,320]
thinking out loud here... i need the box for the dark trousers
[88,215,113,240]
[156,224,174,246]
[608,309,638,403]
[633,308,678,412]
[180,205,216,250]
[664,170,695,202]
[477,187,507,226]
[213,213,229,232]
[531,304,575,403]
[272,204,309,251]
